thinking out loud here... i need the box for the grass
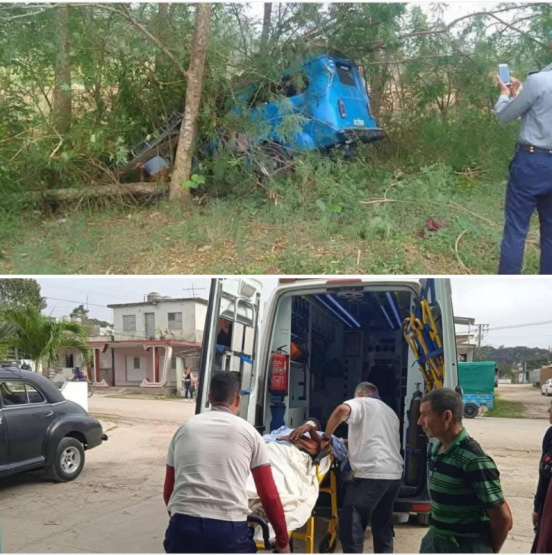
[484,397,525,419]
[0,122,542,275]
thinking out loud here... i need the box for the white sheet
[247,442,331,542]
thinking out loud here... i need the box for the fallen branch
[454,230,471,274]
[28,182,168,204]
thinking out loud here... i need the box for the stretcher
[247,445,339,553]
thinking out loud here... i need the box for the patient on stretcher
[246,420,347,544]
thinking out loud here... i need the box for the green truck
[458,361,498,418]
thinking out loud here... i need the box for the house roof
[107,297,208,309]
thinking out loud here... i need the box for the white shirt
[344,397,403,480]
[166,408,270,521]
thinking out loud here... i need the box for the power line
[40,283,130,302]
[488,319,552,332]
[45,296,110,310]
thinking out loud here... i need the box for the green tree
[0,304,91,375]
[0,279,46,310]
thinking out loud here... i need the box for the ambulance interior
[261,284,439,495]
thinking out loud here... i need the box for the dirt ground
[0,385,546,553]
[496,382,551,419]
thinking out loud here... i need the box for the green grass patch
[0,116,541,275]
[484,397,524,419]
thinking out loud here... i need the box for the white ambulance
[197,277,459,524]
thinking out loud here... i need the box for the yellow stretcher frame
[251,454,339,553]
[402,298,445,392]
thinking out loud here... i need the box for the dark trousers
[164,514,256,553]
[499,149,552,274]
[339,478,401,553]
[420,529,493,553]
[184,380,191,398]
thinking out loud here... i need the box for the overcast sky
[35,277,552,350]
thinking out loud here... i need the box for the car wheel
[45,437,85,482]
[463,404,478,419]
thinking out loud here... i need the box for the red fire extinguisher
[269,346,289,395]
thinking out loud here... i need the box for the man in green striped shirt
[417,388,512,553]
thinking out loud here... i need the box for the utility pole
[476,323,489,358]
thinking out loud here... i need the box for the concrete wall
[112,300,204,342]
[112,347,185,386]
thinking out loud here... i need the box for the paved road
[0,390,543,553]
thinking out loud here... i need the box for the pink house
[85,293,207,390]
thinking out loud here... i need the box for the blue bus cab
[229,54,384,157]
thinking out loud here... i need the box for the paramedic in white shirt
[163,371,290,553]
[322,381,403,553]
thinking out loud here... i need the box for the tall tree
[70,304,89,321]
[259,3,272,55]
[169,3,212,201]
[52,4,72,134]
[0,279,46,310]
[0,304,91,375]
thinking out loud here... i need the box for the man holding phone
[494,35,552,274]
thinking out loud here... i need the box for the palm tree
[0,305,91,375]
[0,321,17,360]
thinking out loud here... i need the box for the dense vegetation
[1,3,551,273]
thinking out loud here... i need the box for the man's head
[418,387,463,440]
[354,382,379,398]
[208,371,241,413]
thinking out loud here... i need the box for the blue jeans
[164,514,256,553]
[499,149,552,274]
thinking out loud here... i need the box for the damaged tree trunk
[169,3,212,201]
[53,5,72,134]
[260,3,272,55]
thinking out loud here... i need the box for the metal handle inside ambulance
[234,297,256,328]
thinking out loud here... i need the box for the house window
[123,315,136,332]
[65,354,74,368]
[168,312,182,330]
[171,358,177,370]
[133,357,141,369]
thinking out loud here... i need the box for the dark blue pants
[339,478,401,553]
[164,514,256,553]
[499,149,552,274]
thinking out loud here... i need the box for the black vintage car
[0,367,107,482]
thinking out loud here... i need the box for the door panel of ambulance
[196,278,263,424]
[430,278,458,388]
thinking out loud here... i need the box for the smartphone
[498,64,510,85]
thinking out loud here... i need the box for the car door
[1,380,55,466]
[0,401,8,470]
[197,278,264,425]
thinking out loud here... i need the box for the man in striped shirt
[417,388,512,553]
